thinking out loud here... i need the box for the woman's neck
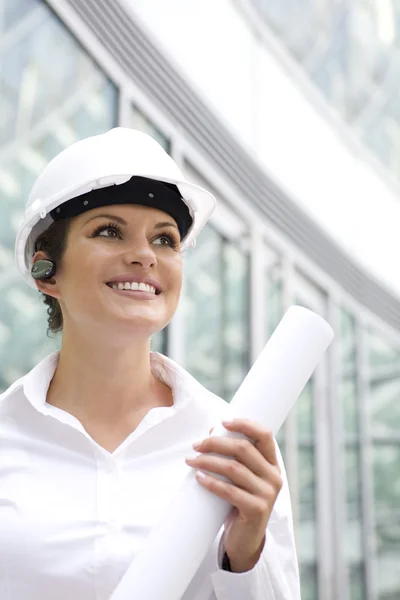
[46,325,172,425]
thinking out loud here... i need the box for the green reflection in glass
[340,310,359,435]
[275,427,285,462]
[370,332,400,368]
[375,550,400,600]
[369,331,400,434]
[1,1,116,147]
[222,241,249,399]
[299,562,318,600]
[292,295,317,597]
[342,378,359,437]
[373,444,400,516]
[298,445,316,524]
[265,252,284,448]
[0,276,59,391]
[345,443,364,591]
[151,330,167,355]
[266,276,283,337]
[298,445,317,600]
[297,378,314,440]
[130,105,170,152]
[340,309,365,598]
[345,445,363,522]
[341,310,356,367]
[183,225,224,396]
[0,0,118,385]
[370,377,400,434]
[183,225,249,400]
[370,326,400,598]
[373,444,400,600]
[348,563,366,600]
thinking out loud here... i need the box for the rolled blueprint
[110,305,334,600]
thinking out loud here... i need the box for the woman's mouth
[106,281,160,295]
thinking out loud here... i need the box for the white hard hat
[15,127,216,288]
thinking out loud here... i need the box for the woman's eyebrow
[84,213,127,226]
[154,221,179,231]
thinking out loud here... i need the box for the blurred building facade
[251,0,400,181]
[1,1,400,599]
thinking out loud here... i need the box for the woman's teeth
[110,282,157,294]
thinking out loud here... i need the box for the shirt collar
[22,351,60,412]
[19,350,213,415]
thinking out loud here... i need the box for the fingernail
[222,419,234,426]
[185,455,198,463]
[192,441,202,450]
[196,471,207,480]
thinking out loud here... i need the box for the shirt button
[104,460,118,473]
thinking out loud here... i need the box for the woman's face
[41,204,183,338]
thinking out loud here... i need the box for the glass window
[182,223,249,400]
[298,442,317,543]
[345,444,364,575]
[340,310,359,436]
[1,1,116,147]
[373,443,400,600]
[0,277,58,389]
[349,562,367,600]
[368,331,400,435]
[265,243,284,336]
[297,378,314,439]
[150,329,167,355]
[345,444,363,519]
[293,293,318,600]
[222,241,250,399]
[1,0,39,33]
[249,0,400,182]
[264,242,285,451]
[0,0,118,390]
[292,275,328,600]
[130,105,170,152]
[340,309,366,599]
[369,328,400,600]
[296,381,317,600]
[299,562,318,600]
[182,225,223,395]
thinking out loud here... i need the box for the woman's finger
[222,419,280,468]
[194,469,276,520]
[185,453,277,495]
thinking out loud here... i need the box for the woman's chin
[105,310,167,337]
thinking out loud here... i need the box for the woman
[0,128,300,599]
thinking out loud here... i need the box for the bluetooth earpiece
[31,259,56,280]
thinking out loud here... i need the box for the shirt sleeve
[209,440,301,600]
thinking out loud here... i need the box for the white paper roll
[228,304,334,432]
[110,306,334,600]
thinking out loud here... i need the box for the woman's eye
[99,228,119,238]
[92,224,122,238]
[153,234,177,247]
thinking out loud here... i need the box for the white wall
[121,0,400,297]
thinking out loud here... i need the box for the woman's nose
[122,239,157,269]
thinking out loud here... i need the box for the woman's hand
[185,418,283,573]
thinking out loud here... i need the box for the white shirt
[0,351,300,600]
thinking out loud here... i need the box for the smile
[106,281,158,294]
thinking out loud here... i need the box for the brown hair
[34,218,72,335]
